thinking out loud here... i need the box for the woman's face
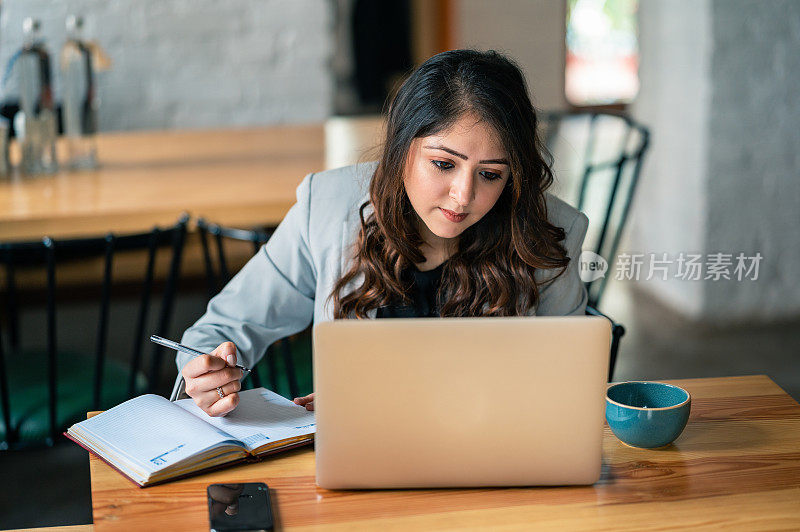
[404,113,510,248]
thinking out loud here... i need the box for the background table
[0,126,325,242]
[86,375,800,530]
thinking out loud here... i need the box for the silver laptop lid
[314,316,611,489]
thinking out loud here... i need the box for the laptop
[313,315,611,489]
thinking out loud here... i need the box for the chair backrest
[196,218,272,300]
[0,215,188,448]
[541,110,650,307]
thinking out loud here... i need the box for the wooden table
[0,126,325,242]
[86,375,800,530]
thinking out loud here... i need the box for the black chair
[0,215,189,449]
[541,110,650,308]
[586,304,625,381]
[196,218,311,400]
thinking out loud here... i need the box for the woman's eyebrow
[423,144,509,165]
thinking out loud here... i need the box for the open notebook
[65,388,315,487]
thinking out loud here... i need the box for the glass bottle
[17,17,58,175]
[61,15,98,170]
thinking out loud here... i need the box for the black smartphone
[207,482,274,532]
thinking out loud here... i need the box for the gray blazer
[170,162,589,400]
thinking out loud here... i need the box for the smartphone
[207,482,274,532]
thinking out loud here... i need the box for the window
[566,0,639,107]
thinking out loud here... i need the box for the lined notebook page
[75,394,238,473]
[176,388,316,452]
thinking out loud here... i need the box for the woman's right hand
[181,341,243,416]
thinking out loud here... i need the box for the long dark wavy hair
[330,49,570,318]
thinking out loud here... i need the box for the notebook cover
[64,431,313,488]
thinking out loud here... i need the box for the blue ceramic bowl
[605,381,691,449]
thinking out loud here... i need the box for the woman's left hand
[293,393,315,411]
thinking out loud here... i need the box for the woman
[172,50,589,416]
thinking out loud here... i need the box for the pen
[149,335,251,373]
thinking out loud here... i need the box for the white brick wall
[0,0,334,131]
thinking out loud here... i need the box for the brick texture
[0,0,333,131]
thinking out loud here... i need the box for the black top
[376,262,445,318]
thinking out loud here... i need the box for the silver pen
[150,335,251,373]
